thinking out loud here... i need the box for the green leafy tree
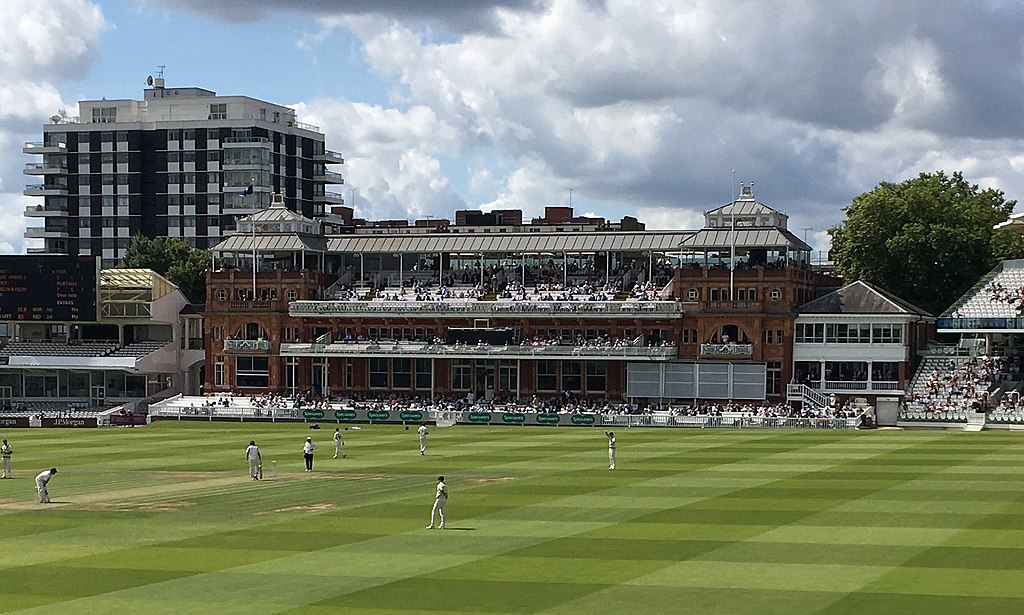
[120,235,211,303]
[829,171,1019,315]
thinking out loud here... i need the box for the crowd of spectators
[983,281,1024,315]
[667,400,863,419]
[185,390,855,420]
[326,258,677,303]
[906,355,1012,414]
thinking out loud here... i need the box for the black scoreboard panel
[0,256,98,322]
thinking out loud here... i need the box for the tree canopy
[829,171,1024,316]
[120,235,211,303]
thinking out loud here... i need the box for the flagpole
[252,215,256,300]
[730,173,736,302]
[247,181,256,300]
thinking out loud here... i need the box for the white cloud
[12,0,1024,256]
[634,206,705,232]
[0,0,107,254]
[323,0,1024,226]
[294,99,467,220]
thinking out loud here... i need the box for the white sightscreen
[627,362,768,400]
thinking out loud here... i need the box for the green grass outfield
[1,423,1024,614]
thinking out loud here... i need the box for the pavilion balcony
[223,339,271,353]
[288,299,684,319]
[800,379,904,394]
[280,341,678,361]
[699,343,754,357]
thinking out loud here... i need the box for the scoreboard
[0,256,98,322]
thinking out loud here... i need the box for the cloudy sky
[4,0,1024,255]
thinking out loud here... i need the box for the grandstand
[897,258,1024,430]
[943,259,1024,320]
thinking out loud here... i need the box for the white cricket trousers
[430,497,446,527]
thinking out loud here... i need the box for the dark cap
[437,475,444,481]
[249,440,255,445]
[50,468,57,473]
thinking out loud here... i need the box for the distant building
[23,76,344,267]
[0,263,203,414]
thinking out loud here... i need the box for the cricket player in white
[605,431,616,470]
[245,440,262,480]
[426,475,447,529]
[334,428,345,458]
[418,424,428,455]
[1,439,12,478]
[303,437,318,471]
[35,467,57,503]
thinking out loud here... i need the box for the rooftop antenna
[568,187,574,208]
[153,66,166,89]
[802,227,813,243]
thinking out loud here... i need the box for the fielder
[35,467,57,503]
[605,431,616,470]
[426,475,447,529]
[334,428,345,458]
[418,423,428,455]
[245,440,262,481]
[1,439,11,478]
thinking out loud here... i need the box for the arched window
[242,322,267,340]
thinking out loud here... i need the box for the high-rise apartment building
[23,77,344,267]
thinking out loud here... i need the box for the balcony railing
[24,227,69,238]
[24,141,66,154]
[323,191,345,204]
[698,301,764,313]
[289,300,684,318]
[25,204,68,217]
[317,150,345,164]
[24,163,67,174]
[227,301,281,312]
[315,170,345,184]
[281,341,678,361]
[802,380,903,393]
[222,137,271,145]
[700,343,753,356]
[24,184,68,196]
[224,339,271,352]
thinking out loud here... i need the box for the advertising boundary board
[40,417,98,428]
